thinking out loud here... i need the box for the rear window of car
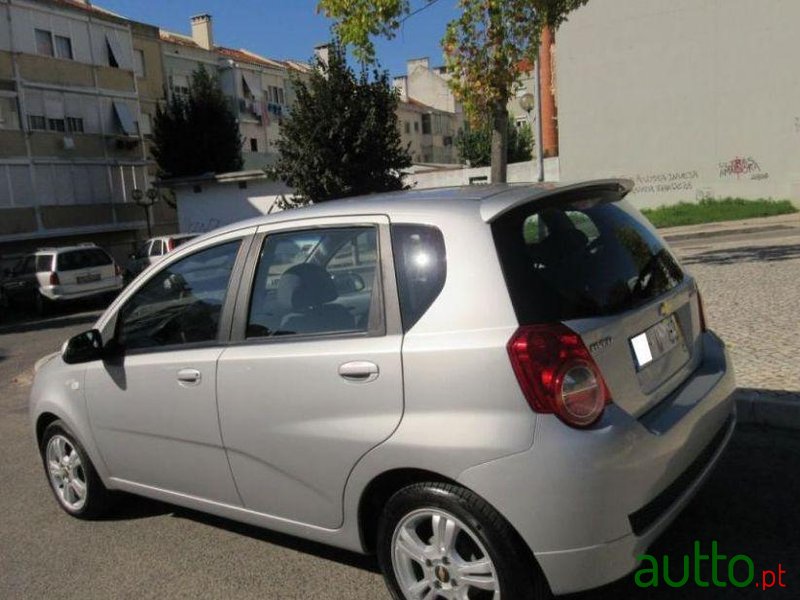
[492,195,684,323]
[35,255,53,272]
[391,224,446,331]
[57,248,113,271]
[172,236,197,249]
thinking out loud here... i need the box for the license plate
[76,273,101,284]
[630,314,682,368]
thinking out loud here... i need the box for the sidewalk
[660,212,800,242]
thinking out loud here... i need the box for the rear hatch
[491,183,704,418]
[57,248,117,294]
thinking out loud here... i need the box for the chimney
[406,57,429,75]
[190,14,214,50]
[314,44,330,69]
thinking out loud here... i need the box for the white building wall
[557,0,800,207]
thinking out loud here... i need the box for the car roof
[194,180,633,242]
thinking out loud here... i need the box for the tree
[153,66,243,178]
[318,0,589,182]
[457,118,532,167]
[276,41,411,204]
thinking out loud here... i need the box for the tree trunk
[490,101,508,183]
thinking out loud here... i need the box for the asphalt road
[1,229,798,599]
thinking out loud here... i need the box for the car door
[85,230,253,504]
[217,216,404,528]
[4,255,36,304]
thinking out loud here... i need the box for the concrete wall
[557,0,800,207]
[175,179,291,233]
[407,158,560,189]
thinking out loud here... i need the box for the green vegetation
[640,198,797,228]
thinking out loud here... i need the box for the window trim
[104,231,255,357]
[34,28,54,57]
[228,217,402,345]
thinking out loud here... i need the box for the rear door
[216,216,403,528]
[3,255,37,303]
[492,189,704,418]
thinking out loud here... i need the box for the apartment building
[0,0,173,264]
[160,14,311,170]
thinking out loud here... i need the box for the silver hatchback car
[30,181,735,599]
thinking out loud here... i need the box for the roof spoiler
[481,179,634,223]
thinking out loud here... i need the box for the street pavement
[0,228,798,599]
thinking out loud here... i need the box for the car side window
[246,227,379,339]
[117,240,241,351]
[21,256,36,275]
[149,241,163,257]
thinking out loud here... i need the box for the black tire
[40,420,115,519]
[377,482,550,600]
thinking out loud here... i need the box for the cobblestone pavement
[674,233,800,393]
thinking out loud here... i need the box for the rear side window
[35,255,53,272]
[492,196,684,322]
[391,224,446,331]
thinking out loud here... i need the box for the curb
[734,389,800,431]
[662,224,795,243]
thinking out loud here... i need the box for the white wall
[557,0,800,208]
[407,158,560,189]
[176,179,292,233]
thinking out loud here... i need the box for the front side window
[117,241,241,350]
[247,227,379,338]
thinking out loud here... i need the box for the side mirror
[62,329,105,364]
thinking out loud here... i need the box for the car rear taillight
[507,324,611,428]
[697,290,708,332]
[49,272,59,286]
[166,239,174,252]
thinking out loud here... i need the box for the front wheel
[377,482,550,600]
[40,420,115,519]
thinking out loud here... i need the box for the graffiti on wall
[718,156,768,180]
[628,170,699,194]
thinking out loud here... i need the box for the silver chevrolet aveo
[30,181,736,599]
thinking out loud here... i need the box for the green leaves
[457,118,532,167]
[275,41,411,204]
[152,66,243,178]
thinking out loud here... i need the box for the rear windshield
[57,248,113,271]
[35,255,53,272]
[172,236,197,249]
[492,196,684,322]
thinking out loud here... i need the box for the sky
[96,0,461,76]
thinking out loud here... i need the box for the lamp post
[132,187,159,238]
[520,87,543,183]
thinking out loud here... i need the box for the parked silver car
[30,181,735,599]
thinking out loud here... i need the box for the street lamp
[132,187,159,238]
[519,92,535,114]
[519,89,544,183]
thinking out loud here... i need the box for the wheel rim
[391,508,500,600]
[45,435,87,511]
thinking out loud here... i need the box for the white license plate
[77,273,101,284]
[630,314,682,368]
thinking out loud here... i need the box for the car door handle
[338,361,379,383]
[177,368,201,385]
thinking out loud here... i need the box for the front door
[86,235,249,504]
[217,218,403,528]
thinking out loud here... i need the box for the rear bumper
[457,331,736,595]
[41,278,123,301]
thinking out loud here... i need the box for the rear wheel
[377,482,549,600]
[40,420,114,519]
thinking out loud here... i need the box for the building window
[134,49,146,77]
[250,138,258,152]
[106,39,119,68]
[515,116,527,129]
[35,29,54,57]
[267,85,285,105]
[139,112,152,136]
[404,122,410,134]
[66,117,84,133]
[413,121,419,133]
[55,35,73,60]
[48,118,66,132]
[421,114,432,135]
[0,97,21,130]
[28,115,47,130]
